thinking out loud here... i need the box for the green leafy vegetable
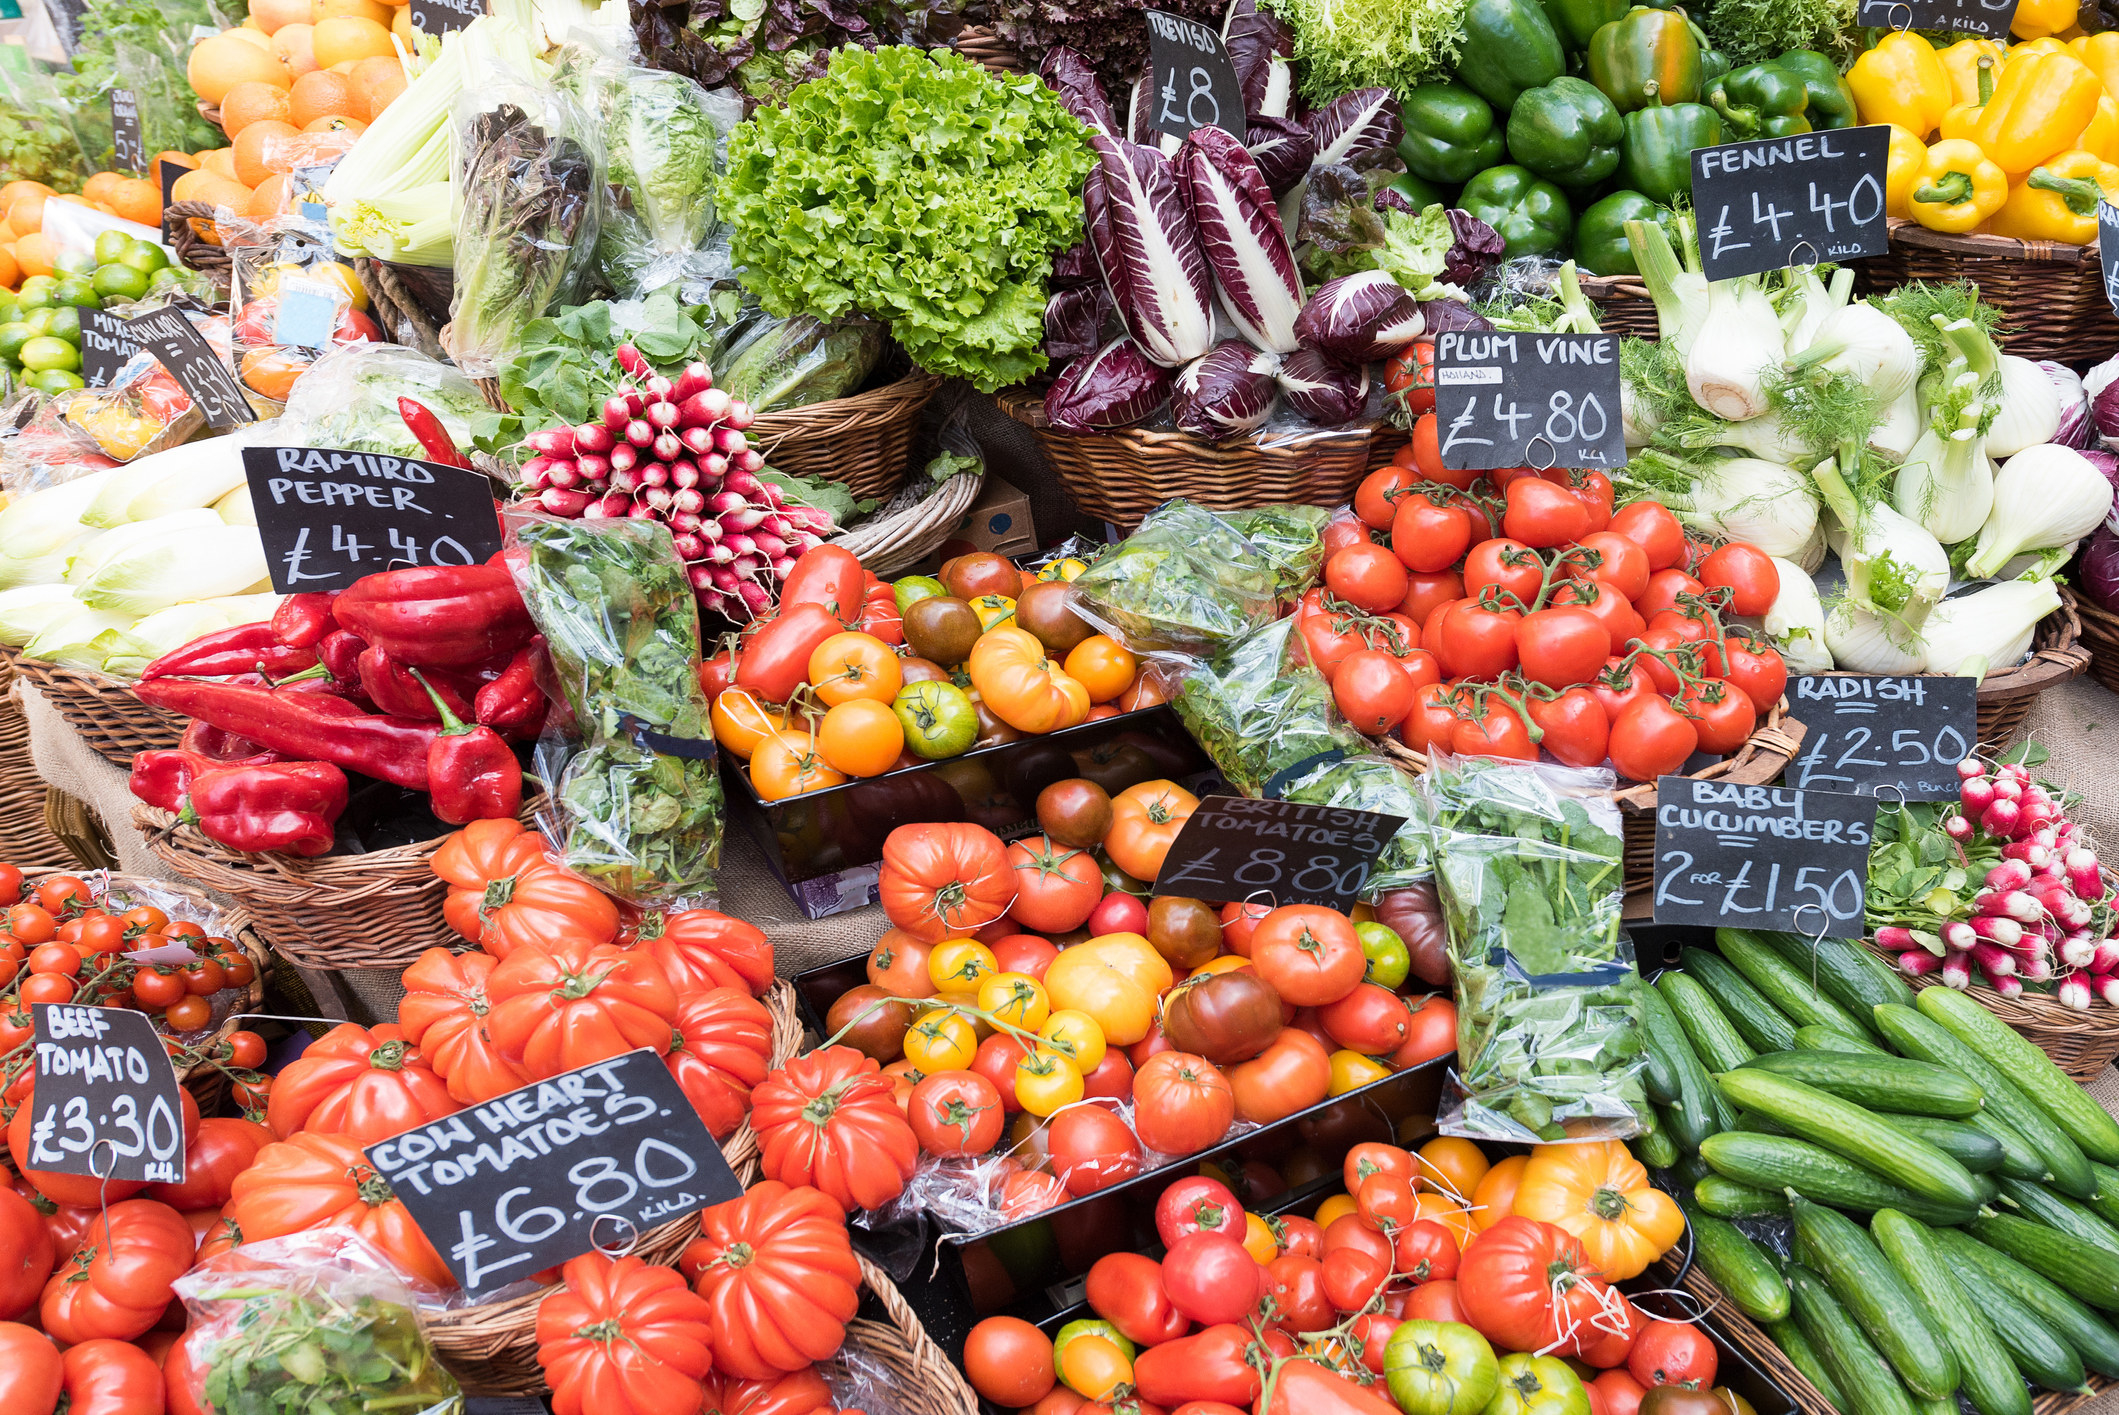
[1171,618,1368,798]
[757,465,871,527]
[1275,751,1434,897]
[195,1282,461,1415]
[1072,500,1289,654]
[497,288,721,433]
[1698,0,1856,69]
[719,315,887,413]
[1264,0,1469,103]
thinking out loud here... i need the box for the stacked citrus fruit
[0,229,185,394]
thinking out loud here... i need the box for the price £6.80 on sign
[1434,331,1626,472]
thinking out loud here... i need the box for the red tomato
[1356,1172,1417,1232]
[1250,907,1365,1007]
[1636,568,1706,620]
[1577,1292,1644,1369]
[1568,531,1650,602]
[1503,477,1591,548]
[1219,900,1270,957]
[964,1316,1057,1407]
[971,1034,1029,1114]
[1384,341,1436,416]
[1133,1051,1235,1156]
[1393,1219,1461,1282]
[1353,1313,1400,1376]
[1679,679,1757,755]
[1048,1102,1143,1195]
[1634,624,1697,696]
[1699,542,1777,616]
[1528,687,1611,770]
[1345,1142,1415,1193]
[1608,697,1700,783]
[1401,1280,1468,1324]
[1317,984,1412,1056]
[60,1338,163,1415]
[1334,648,1418,734]
[1595,1370,1648,1415]
[1156,1176,1245,1248]
[1296,591,1369,681]
[1516,607,1612,688]
[1628,1321,1719,1388]
[1081,1048,1136,1101]
[1275,1215,1325,1262]
[1561,579,1647,651]
[1323,1214,1394,1268]
[1327,543,1413,615]
[1555,468,1615,532]
[1088,892,1149,936]
[908,1071,1004,1157]
[991,934,1060,981]
[1459,1217,1616,1356]
[1086,1251,1188,1346]
[1391,492,1474,575]
[1259,1254,1334,1333]
[1006,836,1103,934]
[1162,1232,1263,1326]
[1452,696,1538,761]
[1463,539,1545,605]
[0,1323,61,1412]
[1399,682,1465,754]
[1390,994,1457,1068]
[1356,466,1420,529]
[1322,1247,1389,1314]
[1441,602,1523,679]
[1399,568,1464,626]
[1227,1028,1332,1124]
[1609,502,1687,571]
[1722,640,1788,716]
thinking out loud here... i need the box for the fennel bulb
[0,471,114,561]
[1825,600,1929,673]
[1625,217,1708,357]
[1800,302,1920,399]
[1622,381,1661,448]
[1781,265,1851,353]
[1764,556,1833,672]
[1963,443,2116,579]
[1987,355,2063,458]
[1921,576,2062,680]
[76,524,269,617]
[1872,384,1925,461]
[1686,282,1784,421]
[1892,402,1992,545]
[1815,454,1950,630]
[0,585,83,647]
[1674,457,1818,560]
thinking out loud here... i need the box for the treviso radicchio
[1245,115,1315,196]
[1172,340,1281,439]
[1306,88,1404,169]
[1224,0,1295,119]
[1047,336,1175,433]
[1125,81,1183,156]
[1084,137,1217,368]
[1294,269,1422,362]
[2081,525,2119,613]
[1039,47,1118,136]
[1046,284,1112,364]
[1178,124,1306,353]
[1278,346,1368,424]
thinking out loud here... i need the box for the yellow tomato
[1189,955,1254,979]
[1314,1193,1358,1229]
[1039,556,1088,582]
[711,687,786,759]
[977,972,1049,1031]
[970,594,1017,631]
[903,1007,978,1072]
[1415,1191,1477,1249]
[1057,1334,1132,1401]
[808,631,901,706]
[1041,934,1170,1046]
[1038,1009,1107,1074]
[1015,1050,1085,1116]
[1241,1211,1280,1263]
[1416,1136,1493,1201]
[927,939,998,997]
[1329,1049,1391,1096]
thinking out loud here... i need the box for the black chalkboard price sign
[125,305,255,429]
[1652,777,1876,937]
[80,307,142,389]
[365,1048,742,1298]
[1855,0,2015,35]
[2101,203,2119,319]
[24,1004,186,1186]
[1142,9,1245,141]
[1692,127,1891,281]
[109,88,145,176]
[1787,673,1980,802]
[410,0,482,35]
[1152,795,1405,911]
[1434,330,1625,473]
[242,445,506,594]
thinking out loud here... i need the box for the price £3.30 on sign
[1433,330,1626,473]
[27,1004,187,1186]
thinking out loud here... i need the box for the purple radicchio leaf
[1172,339,1282,440]
[1246,114,1315,196]
[1046,283,1113,364]
[2081,525,2119,613]
[1373,186,1418,216]
[1050,240,1100,290]
[1418,298,1493,335]
[1444,210,1506,288]
[1040,47,1119,135]
[1083,137,1217,368]
[1277,345,1369,425]
[1306,88,1403,169]
[1294,270,1425,363]
[1223,0,1295,118]
[1047,336,1175,432]
[1125,76,1183,155]
[1177,123,1306,354]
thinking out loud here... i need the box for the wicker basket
[160,201,233,280]
[1863,927,2119,1081]
[2075,592,2119,699]
[1854,219,2119,363]
[0,652,77,872]
[1579,273,1661,339]
[1973,589,2091,750]
[950,24,1028,74]
[356,258,451,363]
[13,657,186,769]
[746,368,943,504]
[997,385,1410,531]
[828,470,984,576]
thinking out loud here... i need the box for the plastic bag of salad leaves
[1273,750,1433,896]
[1072,500,1296,654]
[716,313,887,414]
[171,1230,463,1415]
[510,511,723,905]
[1420,749,1646,1142]
[1169,617,1367,798]
[1219,503,1331,602]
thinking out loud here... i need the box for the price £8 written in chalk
[1160,66,1220,130]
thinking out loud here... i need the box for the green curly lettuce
[715,46,1094,392]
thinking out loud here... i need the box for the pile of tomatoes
[1296,412,1787,783]
[958,1134,1724,1415]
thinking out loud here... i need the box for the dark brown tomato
[1147,896,1224,971]
[899,656,951,685]
[1037,778,1113,849]
[1015,581,1094,655]
[1162,968,1285,1065]
[904,597,982,666]
[827,984,916,1063]
[941,552,1023,602]
[1374,882,1450,988]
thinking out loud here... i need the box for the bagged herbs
[1074,499,1323,655]
[512,514,723,904]
[1273,750,1432,896]
[1170,617,1367,798]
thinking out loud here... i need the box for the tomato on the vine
[1608,502,1686,570]
[1334,649,1418,734]
[1394,1219,1462,1281]
[1678,679,1757,755]
[1399,681,1466,754]
[1527,688,1611,770]
[1557,578,1646,651]
[1400,568,1465,626]
[1356,465,1420,529]
[1260,1253,1335,1332]
[1699,543,1777,616]
[1722,641,1788,716]
[1453,696,1538,761]
[1384,340,1436,416]
[1516,607,1611,689]
[1636,569,1706,620]
[1566,531,1650,601]
[1463,539,1545,605]
[1503,478,1591,549]
[1609,697,1700,782]
[1441,603,1523,679]
[33,877,90,916]
[1326,543,1412,615]
[1392,492,1475,575]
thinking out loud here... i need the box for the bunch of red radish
[512,344,838,620]
[1879,756,2116,1007]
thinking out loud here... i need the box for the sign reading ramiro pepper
[241,445,506,594]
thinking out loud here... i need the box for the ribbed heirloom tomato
[230,1132,453,1289]
[632,907,775,997]
[0,1187,51,1321]
[486,937,681,1078]
[750,1046,920,1212]
[39,1199,193,1343]
[396,947,532,1104]
[682,1180,862,1381]
[535,1251,717,1415]
[878,824,1014,942]
[433,817,619,955]
[266,1022,460,1146]
[664,987,774,1140]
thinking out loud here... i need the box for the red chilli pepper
[179,720,283,765]
[332,566,533,669]
[397,397,470,468]
[128,750,220,812]
[139,623,318,681]
[187,761,349,857]
[357,645,476,721]
[413,670,522,824]
[133,678,440,790]
[271,593,339,649]
[473,638,546,741]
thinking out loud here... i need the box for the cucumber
[1933,1235,2092,1392]
[1969,1111,2055,1184]
[1716,928,1874,1040]
[1697,1132,1978,1226]
[1660,971,1756,1074]
[1995,1176,2119,1256]
[1941,1225,2119,1381]
[1634,982,1681,1106]
[2090,1163,2119,1229]
[1871,1210,2031,1415]
[1916,989,2119,1166]
[1716,1069,1985,1210]
[1766,1317,1849,1410]
[1633,1110,1681,1170]
[1742,1049,1986,1118]
[1791,1195,1960,1398]
[1735,1111,1791,1136]
[1883,1115,2006,1174]
[1786,1262,1921,1415]
[1758,927,1918,1015]
[1672,1151,1713,1192]
[1693,1173,1791,1218]
[1637,981,1716,1149]
[1871,1003,2097,1200]
[1680,947,1799,1052]
[1682,1195,1789,1321]
[1969,1169,2002,1206]
[1968,1212,2119,1312]
[1795,1023,1887,1055]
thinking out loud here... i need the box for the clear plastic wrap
[276,343,504,462]
[1217,503,1330,603]
[510,511,724,905]
[1071,499,1286,654]
[170,1231,464,1415]
[1169,617,1367,798]
[60,301,222,461]
[1272,750,1433,895]
[222,213,372,407]
[716,313,886,415]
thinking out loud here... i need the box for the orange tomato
[1415,1135,1492,1201]
[1471,1153,1529,1232]
[710,687,785,758]
[1413,1190,1476,1249]
[968,627,1090,734]
[1314,1193,1359,1229]
[808,631,901,706]
[816,698,904,777]
[1062,635,1136,704]
[1104,779,1199,882]
[867,929,936,999]
[749,728,847,801]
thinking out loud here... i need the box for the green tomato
[1386,1321,1500,1415]
[91,263,148,301]
[1051,1318,1135,1377]
[1356,921,1412,991]
[19,336,79,373]
[28,368,83,395]
[120,239,170,275]
[1486,1354,1592,1415]
[892,681,977,760]
[1098,854,1151,899]
[92,229,132,267]
[0,323,33,363]
[893,574,946,616]
[50,277,100,310]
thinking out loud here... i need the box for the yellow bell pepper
[1986,148,2119,241]
[1041,932,1171,1045]
[1973,50,2104,172]
[2075,93,2119,161]
[2072,32,2119,97]
[1849,32,1955,137]
[1939,38,2010,105]
[1911,138,2011,232]
[1886,123,1929,217]
[1939,50,2000,143]
[2011,35,2072,57]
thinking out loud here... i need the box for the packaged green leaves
[1273,750,1433,897]
[1170,617,1367,798]
[513,513,723,904]
[1074,499,1325,655]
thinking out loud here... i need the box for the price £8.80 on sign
[1434,331,1626,473]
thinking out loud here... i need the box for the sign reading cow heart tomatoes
[26,1003,186,1185]
[365,1048,742,1299]
[1151,793,1404,911]
[1652,777,1876,937]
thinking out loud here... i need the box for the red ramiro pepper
[332,566,533,669]
[180,719,283,765]
[133,678,440,790]
[473,638,546,741]
[357,645,476,721]
[139,623,318,681]
[187,761,348,857]
[413,670,522,824]
[271,593,339,649]
[317,629,368,693]
[397,397,471,469]
[129,749,219,812]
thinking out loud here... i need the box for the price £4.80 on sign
[1434,331,1626,473]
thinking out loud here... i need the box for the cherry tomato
[1609,501,1687,570]
[19,973,74,1004]
[1699,542,1778,616]
[6,905,54,945]
[1609,696,1700,783]
[165,994,213,1031]
[118,906,168,934]
[1463,539,1545,606]
[1528,687,1612,769]
[1326,543,1412,615]
[26,942,78,977]
[0,865,20,907]
[33,877,91,916]
[1515,606,1612,689]
[183,957,227,995]
[225,1030,267,1069]
[1391,492,1474,575]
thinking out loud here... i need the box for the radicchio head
[1046,336,1175,433]
[1246,114,1315,196]
[1223,0,1295,118]
[1046,283,1112,364]
[1306,88,1403,169]
[1444,209,1506,288]
[1084,138,1217,368]
[1039,47,1118,135]
[1294,269,1424,363]
[1176,124,1306,353]
[1277,346,1369,425]
[1172,340,1281,440]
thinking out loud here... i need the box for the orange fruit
[228,26,274,49]
[107,178,161,227]
[314,0,392,23]
[0,248,19,289]
[249,0,311,32]
[14,233,53,278]
[273,22,318,76]
[349,55,406,117]
[149,150,199,175]
[170,168,220,204]
[189,32,291,103]
[220,80,293,137]
[311,16,392,68]
[245,175,290,218]
[288,69,359,126]
[53,193,92,207]
[302,115,364,135]
[81,171,124,204]
[5,191,44,235]
[0,180,51,205]
[233,120,299,187]
[391,6,411,40]
[201,148,239,181]
[0,221,17,244]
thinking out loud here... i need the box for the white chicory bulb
[1986,354,2064,458]
[75,523,269,617]
[0,584,84,647]
[63,510,224,587]
[215,485,256,526]
[0,471,115,562]
[1825,600,1929,673]
[1892,401,1993,545]
[1763,556,1833,672]
[122,441,251,522]
[1686,280,1784,421]
[1964,443,2116,579]
[24,604,133,667]
[0,524,103,592]
[1921,574,2062,680]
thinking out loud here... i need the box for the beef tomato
[683,1180,862,1381]
[487,938,680,1078]
[396,947,531,1104]
[878,824,1014,942]
[60,1338,164,1415]
[700,1366,837,1415]
[1006,837,1102,934]
[229,1133,452,1289]
[0,1322,60,1413]
[1458,1217,1617,1357]
[145,1115,273,1211]
[38,1199,192,1343]
[633,908,775,998]
[664,987,775,1140]
[8,1083,198,1208]
[749,1047,919,1212]
[535,1251,716,1415]
[0,1185,52,1321]
[1132,1051,1234,1156]
[432,818,618,953]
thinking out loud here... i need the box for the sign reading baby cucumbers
[1433,330,1625,472]
[1692,127,1891,281]
[1652,778,1877,936]
[243,446,507,594]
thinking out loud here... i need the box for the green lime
[92,230,131,266]
[29,368,83,395]
[122,239,169,274]
[43,306,79,343]
[14,286,52,312]
[0,302,21,329]
[19,336,79,373]
[21,308,54,338]
[50,277,99,310]
[50,248,92,277]
[0,324,33,362]
[147,267,184,293]
[90,264,147,301]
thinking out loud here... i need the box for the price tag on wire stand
[1855,0,2016,36]
[124,305,254,429]
[410,0,483,36]
[1141,9,1245,140]
[365,1048,743,1300]
[25,1004,187,1186]
[2101,202,2119,318]
[242,445,505,594]
[1691,127,1891,281]
[1787,673,1980,801]
[1434,329,1625,473]
[1151,795,1405,911]
[109,87,145,175]
[1651,777,1876,936]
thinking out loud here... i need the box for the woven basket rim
[1887,215,2098,266]
[1975,587,2089,703]
[130,796,541,888]
[746,365,943,432]
[13,656,140,692]
[996,382,1391,450]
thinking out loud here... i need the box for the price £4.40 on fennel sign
[1434,330,1625,472]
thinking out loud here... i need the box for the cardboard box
[938,476,1036,559]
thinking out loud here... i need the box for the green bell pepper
[1574,189,1680,274]
[1775,49,1859,129]
[1458,165,1574,257]
[1538,0,1626,52]
[1399,83,1507,184]
[1698,35,1731,86]
[1387,171,1453,210]
[1707,61,1811,137]
[1507,78,1624,188]
[1586,7,1702,112]
[1616,100,1721,203]
[1457,0,1568,112]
